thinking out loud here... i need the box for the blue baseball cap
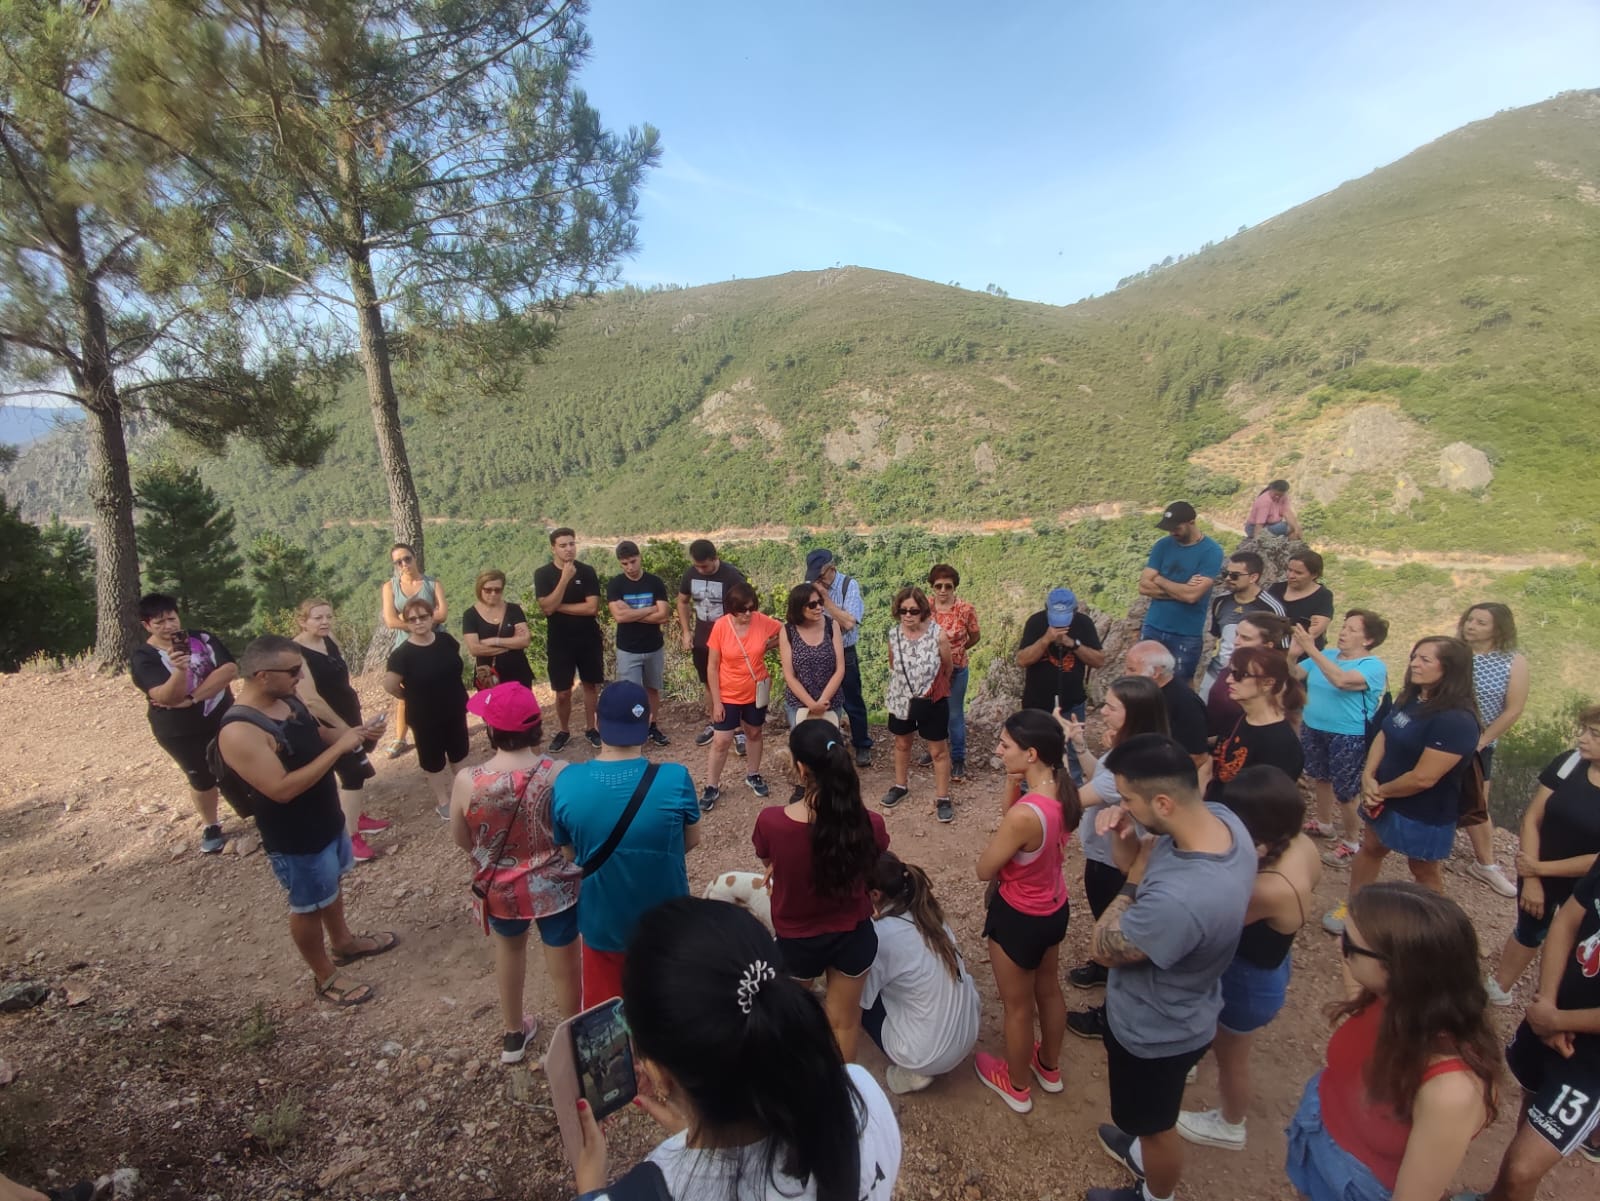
[804,548,835,583]
[1046,588,1078,629]
[596,681,651,746]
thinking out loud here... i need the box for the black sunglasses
[261,664,303,678]
[1228,667,1264,682]
[804,599,824,609]
[393,554,414,565]
[898,607,925,617]
[1220,571,1249,581]
[1340,929,1385,962]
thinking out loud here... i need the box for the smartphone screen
[570,998,636,1121]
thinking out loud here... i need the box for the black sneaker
[788,784,806,805]
[1580,1133,1600,1163]
[500,1016,538,1064]
[549,731,571,752]
[1096,1123,1145,1181]
[880,785,909,808]
[745,773,770,798]
[584,728,602,749]
[1068,1005,1108,1041]
[648,724,671,747]
[734,733,747,758]
[936,797,954,823]
[950,759,966,782]
[694,724,715,748]
[199,824,226,854]
[700,785,720,813]
[855,746,873,769]
[1070,961,1108,989]
[916,749,933,768]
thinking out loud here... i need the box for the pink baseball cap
[466,682,542,730]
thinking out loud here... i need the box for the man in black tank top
[218,636,400,1007]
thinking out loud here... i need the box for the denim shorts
[1285,1072,1391,1201]
[1365,804,1456,861]
[268,833,352,914]
[487,904,579,948]
[1218,953,1291,1034]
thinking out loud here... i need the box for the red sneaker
[358,813,391,833]
[350,833,377,862]
[974,1051,1032,1113]
[1031,1043,1064,1093]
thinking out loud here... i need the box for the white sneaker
[1468,861,1517,898]
[1177,1107,1246,1150]
[1484,975,1514,1008]
[884,1064,934,1094]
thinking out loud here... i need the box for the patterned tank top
[785,617,842,711]
[465,758,581,921]
[886,624,946,719]
[1472,650,1515,743]
[389,572,439,649]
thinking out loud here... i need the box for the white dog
[702,870,774,933]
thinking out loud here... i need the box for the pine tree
[134,464,253,638]
[246,531,347,629]
[0,496,94,669]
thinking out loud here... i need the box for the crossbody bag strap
[581,763,660,879]
[472,760,541,889]
[736,629,763,687]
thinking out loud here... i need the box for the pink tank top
[998,794,1069,915]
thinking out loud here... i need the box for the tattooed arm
[1091,892,1150,967]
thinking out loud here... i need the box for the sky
[578,0,1600,306]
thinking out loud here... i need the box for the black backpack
[1363,689,1394,750]
[206,700,310,819]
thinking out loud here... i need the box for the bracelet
[1118,883,1139,899]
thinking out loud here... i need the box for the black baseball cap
[1156,501,1197,531]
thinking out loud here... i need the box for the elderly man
[1125,640,1211,788]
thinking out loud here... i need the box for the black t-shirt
[130,631,235,740]
[300,637,362,728]
[1555,860,1600,1067]
[607,571,669,654]
[225,698,343,856]
[461,603,534,687]
[386,633,468,723]
[1019,610,1104,712]
[1208,716,1305,802]
[678,562,748,646]
[1531,751,1600,911]
[533,561,602,642]
[1161,676,1211,757]
[1269,582,1335,650]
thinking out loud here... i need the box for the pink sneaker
[1303,818,1333,838]
[1321,841,1358,867]
[1030,1043,1064,1093]
[350,833,377,862]
[358,813,391,833]
[974,1051,1032,1113]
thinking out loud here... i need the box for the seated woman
[449,682,580,1064]
[1243,479,1300,539]
[861,851,981,1095]
[1178,765,1321,1152]
[1285,883,1499,1201]
[572,896,902,1201]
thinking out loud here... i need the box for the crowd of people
[112,488,1600,1201]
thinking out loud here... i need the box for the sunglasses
[405,613,433,622]
[1228,667,1265,682]
[931,582,956,591]
[804,599,824,610]
[261,664,303,678]
[1220,571,1249,581]
[729,607,752,616]
[481,585,504,594]
[392,554,414,565]
[898,607,925,617]
[1340,929,1385,962]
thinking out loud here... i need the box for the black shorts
[332,748,376,792]
[548,633,605,692]
[1103,1018,1211,1137]
[776,918,878,980]
[1507,1021,1600,1156]
[983,892,1069,971]
[153,729,219,792]
[413,710,470,774]
[1084,859,1128,921]
[692,643,711,686]
[713,701,767,732]
[887,696,950,741]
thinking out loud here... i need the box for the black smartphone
[170,629,189,651]
[570,998,637,1121]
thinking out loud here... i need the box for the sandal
[331,930,400,966]
[315,973,374,1007]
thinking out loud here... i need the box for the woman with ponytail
[573,896,902,1201]
[860,852,981,1095]
[753,719,890,1061]
[974,709,1081,1113]
[1177,765,1322,1152]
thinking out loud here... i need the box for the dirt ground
[0,668,1584,1200]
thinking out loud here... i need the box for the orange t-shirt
[708,611,783,704]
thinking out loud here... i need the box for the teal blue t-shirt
[550,758,700,953]
[1303,651,1388,736]
[1143,536,1224,637]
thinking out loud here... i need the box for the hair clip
[825,739,838,751]
[736,959,777,1014]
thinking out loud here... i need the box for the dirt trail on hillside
[323,506,1580,574]
[0,669,1581,1200]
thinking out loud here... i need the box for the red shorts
[581,943,626,1009]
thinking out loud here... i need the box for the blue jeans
[1140,623,1204,688]
[841,645,872,751]
[947,665,969,763]
[1245,521,1291,537]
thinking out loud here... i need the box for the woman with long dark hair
[753,719,890,1061]
[1178,766,1321,1152]
[861,852,981,1095]
[779,582,845,728]
[1270,549,1334,655]
[572,897,902,1201]
[1206,612,1294,741]
[1207,645,1306,802]
[1059,675,1169,1003]
[1285,883,1499,1201]
[1457,602,1530,898]
[1243,479,1301,539]
[1325,637,1481,935]
[974,709,1081,1114]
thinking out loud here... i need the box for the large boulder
[1438,442,1493,492]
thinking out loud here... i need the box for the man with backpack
[216,636,398,1007]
